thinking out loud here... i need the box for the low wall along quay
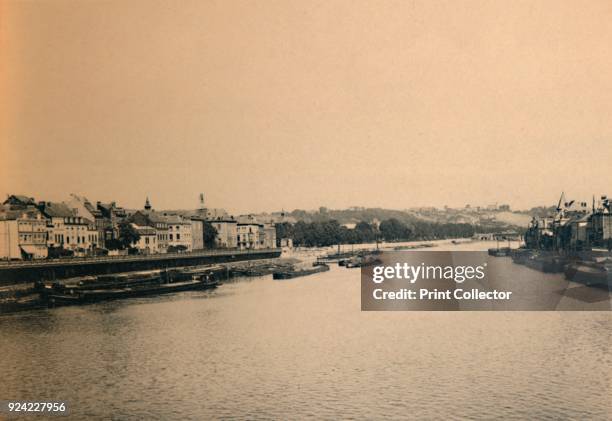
[0,248,282,285]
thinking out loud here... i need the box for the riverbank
[0,248,282,285]
[0,240,510,313]
[0,256,302,314]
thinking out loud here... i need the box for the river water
[1,241,611,419]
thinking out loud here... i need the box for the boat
[313,260,330,267]
[231,268,267,277]
[488,247,510,257]
[344,255,383,268]
[272,264,330,280]
[523,254,569,273]
[317,254,354,263]
[393,243,436,250]
[564,260,612,288]
[42,274,219,307]
[56,273,161,291]
[510,248,533,264]
[345,258,361,268]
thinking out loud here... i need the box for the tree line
[276,218,502,247]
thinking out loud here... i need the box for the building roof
[146,211,171,224]
[83,201,103,217]
[38,202,75,218]
[131,223,156,235]
[165,208,229,219]
[130,210,177,227]
[163,214,190,224]
[68,194,103,218]
[98,202,127,217]
[208,216,237,223]
[6,194,36,204]
[237,215,261,224]
[0,208,43,221]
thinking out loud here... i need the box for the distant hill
[277,206,533,229]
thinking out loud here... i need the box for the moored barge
[40,274,219,307]
[564,260,612,288]
[273,264,330,280]
[488,247,511,257]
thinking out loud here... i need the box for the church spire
[144,197,152,211]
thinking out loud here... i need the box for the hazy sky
[2,0,612,214]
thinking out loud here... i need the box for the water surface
[1,242,611,419]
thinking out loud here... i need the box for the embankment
[0,248,281,285]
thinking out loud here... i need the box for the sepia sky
[2,0,612,214]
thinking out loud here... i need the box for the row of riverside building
[524,193,612,252]
[0,194,277,261]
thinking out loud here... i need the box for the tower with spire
[144,197,152,211]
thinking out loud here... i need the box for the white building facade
[40,202,98,253]
[0,209,48,260]
[209,217,238,248]
[190,218,204,250]
[166,215,192,252]
[130,223,157,254]
[237,222,263,249]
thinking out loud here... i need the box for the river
[0,241,610,419]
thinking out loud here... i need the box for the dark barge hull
[564,263,612,288]
[273,265,330,280]
[488,247,511,257]
[45,280,218,307]
[524,257,568,273]
[510,249,534,265]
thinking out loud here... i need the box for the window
[169,234,173,240]
[177,234,180,240]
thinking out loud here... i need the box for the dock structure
[473,231,521,241]
[0,248,281,285]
